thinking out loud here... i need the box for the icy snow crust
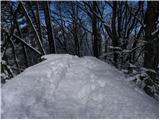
[1,54,158,119]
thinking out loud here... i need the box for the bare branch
[2,29,42,56]
[19,1,46,55]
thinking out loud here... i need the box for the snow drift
[1,54,158,119]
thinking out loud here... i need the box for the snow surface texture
[1,54,158,119]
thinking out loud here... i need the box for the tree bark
[112,1,119,67]
[143,1,159,84]
[92,1,100,58]
[35,1,43,44]
[44,1,56,53]
[144,1,159,70]
[72,2,80,56]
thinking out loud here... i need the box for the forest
[1,1,159,118]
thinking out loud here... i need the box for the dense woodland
[1,1,159,99]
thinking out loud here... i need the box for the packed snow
[1,54,158,119]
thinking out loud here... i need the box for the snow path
[1,54,158,119]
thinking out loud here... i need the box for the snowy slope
[1,54,158,119]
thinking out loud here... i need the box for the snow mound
[1,54,158,119]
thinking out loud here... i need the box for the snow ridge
[1,54,158,119]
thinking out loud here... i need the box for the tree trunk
[44,1,56,53]
[35,1,43,44]
[9,36,21,73]
[72,2,80,56]
[92,1,100,58]
[112,1,119,67]
[143,1,159,84]
[144,1,158,69]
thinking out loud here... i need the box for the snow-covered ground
[1,54,158,119]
